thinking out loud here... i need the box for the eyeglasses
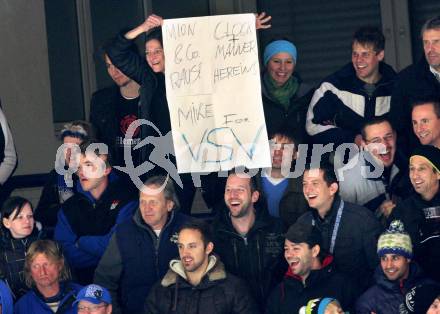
[77,304,107,313]
[364,133,395,144]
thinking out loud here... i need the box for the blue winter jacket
[54,172,137,272]
[355,262,434,314]
[14,282,82,314]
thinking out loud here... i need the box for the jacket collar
[161,255,226,287]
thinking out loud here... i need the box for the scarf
[263,72,299,110]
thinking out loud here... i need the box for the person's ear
[2,217,11,229]
[251,190,260,203]
[311,244,320,258]
[206,242,214,255]
[377,50,385,61]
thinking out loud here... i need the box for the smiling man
[266,222,357,314]
[337,117,412,215]
[391,16,440,154]
[356,220,434,314]
[212,169,285,312]
[296,164,382,292]
[306,26,396,146]
[389,145,440,281]
[411,99,440,148]
[145,220,258,314]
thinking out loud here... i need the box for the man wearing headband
[390,145,440,281]
[306,26,396,146]
[261,38,313,142]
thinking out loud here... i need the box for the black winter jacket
[265,256,358,314]
[355,262,433,314]
[212,206,286,310]
[390,57,440,154]
[389,191,440,281]
[296,195,383,291]
[145,256,259,314]
[262,72,313,142]
[306,62,396,145]
[0,226,44,300]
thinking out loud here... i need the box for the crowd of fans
[0,11,439,314]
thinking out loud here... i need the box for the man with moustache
[306,26,395,146]
[411,98,440,149]
[145,220,258,314]
[389,145,440,281]
[296,164,382,291]
[391,16,440,154]
[90,41,141,167]
[337,117,411,216]
[356,220,434,314]
[266,222,357,314]
[212,170,285,312]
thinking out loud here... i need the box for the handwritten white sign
[163,14,270,173]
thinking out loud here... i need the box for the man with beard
[356,220,434,314]
[389,145,440,281]
[90,41,141,168]
[145,220,258,314]
[266,222,357,314]
[337,117,411,217]
[212,170,285,312]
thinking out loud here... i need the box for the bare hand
[255,12,271,30]
[141,14,164,32]
[378,200,396,218]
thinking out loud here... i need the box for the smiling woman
[261,38,314,143]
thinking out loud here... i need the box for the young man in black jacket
[296,164,383,291]
[212,170,285,312]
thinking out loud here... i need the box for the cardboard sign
[162,14,270,173]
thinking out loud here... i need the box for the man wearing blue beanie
[306,26,396,146]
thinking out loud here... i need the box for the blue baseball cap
[74,284,111,305]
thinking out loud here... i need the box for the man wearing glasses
[337,117,412,218]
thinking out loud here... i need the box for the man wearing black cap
[266,222,358,314]
[390,145,440,281]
